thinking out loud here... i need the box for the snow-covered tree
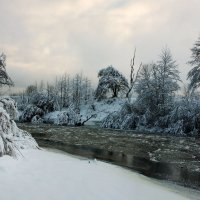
[95,66,129,100]
[55,74,70,108]
[72,74,83,111]
[0,97,18,120]
[0,53,13,86]
[0,54,38,156]
[82,77,93,104]
[43,106,81,126]
[187,36,200,90]
[53,73,94,110]
[19,104,44,122]
[159,98,200,135]
[19,92,60,122]
[0,98,38,157]
[102,101,138,130]
[25,84,37,95]
[31,92,60,113]
[24,84,38,104]
[135,49,180,122]
[18,72,94,124]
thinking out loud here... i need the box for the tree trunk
[112,87,118,98]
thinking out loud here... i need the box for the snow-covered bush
[15,95,30,111]
[0,100,38,157]
[54,112,69,125]
[0,97,18,120]
[162,99,200,135]
[31,115,43,124]
[102,97,200,136]
[43,107,80,126]
[19,92,60,123]
[20,104,44,122]
[102,102,138,130]
[31,92,60,113]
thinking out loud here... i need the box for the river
[18,123,200,190]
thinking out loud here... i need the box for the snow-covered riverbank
[0,149,198,200]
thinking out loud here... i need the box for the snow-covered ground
[0,149,198,200]
[43,98,126,125]
[80,98,126,125]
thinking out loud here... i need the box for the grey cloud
[0,0,199,92]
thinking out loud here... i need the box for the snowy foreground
[0,149,199,200]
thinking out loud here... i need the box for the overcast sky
[0,0,200,92]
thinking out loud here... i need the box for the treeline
[19,73,94,110]
[102,36,200,136]
[16,73,94,123]
[14,35,200,135]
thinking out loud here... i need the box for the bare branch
[130,48,136,85]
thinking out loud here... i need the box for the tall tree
[126,49,142,99]
[72,73,83,111]
[135,48,180,120]
[187,36,200,90]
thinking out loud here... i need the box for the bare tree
[46,82,54,98]
[62,74,71,107]
[126,49,142,99]
[72,73,83,111]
